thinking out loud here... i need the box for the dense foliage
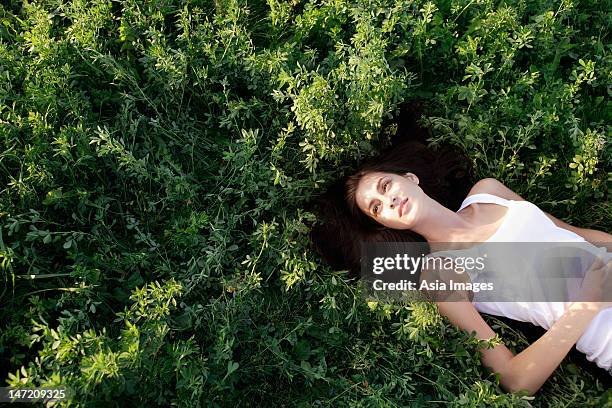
[0,0,610,406]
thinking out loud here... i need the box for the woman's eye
[374,204,380,215]
[383,180,390,192]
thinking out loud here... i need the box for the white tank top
[453,193,612,371]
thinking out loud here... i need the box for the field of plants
[0,0,610,406]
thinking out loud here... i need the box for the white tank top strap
[457,193,511,212]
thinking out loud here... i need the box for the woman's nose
[389,196,398,208]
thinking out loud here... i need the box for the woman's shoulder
[470,179,591,238]
[466,178,526,202]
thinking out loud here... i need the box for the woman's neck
[410,197,475,244]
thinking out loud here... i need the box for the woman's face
[354,171,425,229]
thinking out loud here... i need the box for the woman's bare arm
[433,178,611,393]
[469,178,612,247]
[544,212,611,249]
[438,178,611,393]
[436,300,606,395]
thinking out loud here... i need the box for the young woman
[310,140,611,395]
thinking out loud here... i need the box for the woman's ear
[404,172,419,185]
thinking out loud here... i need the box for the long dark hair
[309,102,473,277]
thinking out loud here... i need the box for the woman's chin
[393,217,415,231]
[402,207,416,224]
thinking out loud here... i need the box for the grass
[0,0,609,406]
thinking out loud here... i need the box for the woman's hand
[576,256,612,308]
[437,290,609,395]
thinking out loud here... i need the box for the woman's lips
[399,198,409,217]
